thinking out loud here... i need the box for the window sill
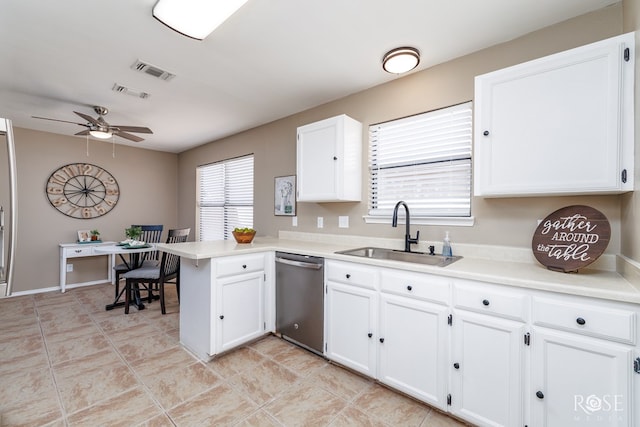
[363,215,475,227]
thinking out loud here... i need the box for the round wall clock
[46,163,120,219]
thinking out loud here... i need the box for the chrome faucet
[392,201,419,252]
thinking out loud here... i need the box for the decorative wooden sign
[532,205,610,273]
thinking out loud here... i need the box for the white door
[450,310,526,427]
[325,281,377,377]
[378,293,449,410]
[531,328,633,427]
[296,117,338,200]
[216,271,265,353]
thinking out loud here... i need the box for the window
[367,102,473,225]
[197,155,254,241]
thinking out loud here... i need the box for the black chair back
[133,224,164,261]
[160,228,190,280]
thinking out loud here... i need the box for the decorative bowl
[232,230,256,244]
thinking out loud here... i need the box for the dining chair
[122,227,190,314]
[113,224,164,299]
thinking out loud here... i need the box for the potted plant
[125,226,142,241]
[90,229,100,241]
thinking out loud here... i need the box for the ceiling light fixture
[89,129,113,139]
[152,0,249,40]
[382,47,420,74]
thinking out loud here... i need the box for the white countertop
[157,234,640,305]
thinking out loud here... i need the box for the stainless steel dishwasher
[275,252,324,355]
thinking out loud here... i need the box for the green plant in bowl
[232,227,256,243]
[125,226,142,240]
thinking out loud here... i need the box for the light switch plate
[338,216,349,228]
[317,217,323,228]
[292,216,298,227]
[66,264,73,272]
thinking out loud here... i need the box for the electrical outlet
[339,216,349,228]
[66,264,73,272]
[317,217,324,228]
[292,216,298,227]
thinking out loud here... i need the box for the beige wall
[11,128,179,293]
[178,5,631,256]
[622,0,640,261]
[8,4,635,296]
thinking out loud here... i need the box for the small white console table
[59,241,116,292]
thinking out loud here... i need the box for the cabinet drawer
[532,297,636,345]
[380,268,449,305]
[64,246,94,258]
[326,260,377,289]
[216,253,265,278]
[453,280,528,322]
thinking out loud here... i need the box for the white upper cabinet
[296,114,362,202]
[474,32,635,197]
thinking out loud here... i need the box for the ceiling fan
[32,106,153,142]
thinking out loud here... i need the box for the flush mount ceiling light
[382,47,420,74]
[152,0,249,40]
[89,129,113,139]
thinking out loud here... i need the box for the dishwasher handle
[275,256,323,270]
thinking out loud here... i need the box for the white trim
[363,215,475,227]
[7,280,112,297]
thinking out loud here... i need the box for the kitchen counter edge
[156,238,640,305]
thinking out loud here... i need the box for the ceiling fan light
[382,47,420,74]
[152,0,249,40]
[89,129,113,139]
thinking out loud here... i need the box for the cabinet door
[378,293,449,410]
[297,117,338,201]
[296,114,362,202]
[450,310,526,427]
[531,327,633,427]
[216,271,265,354]
[325,281,377,377]
[474,33,634,197]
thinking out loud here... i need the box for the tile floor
[0,282,469,426]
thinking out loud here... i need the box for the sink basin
[336,247,462,267]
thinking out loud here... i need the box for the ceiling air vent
[131,59,176,81]
[112,83,151,99]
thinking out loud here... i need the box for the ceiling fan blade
[114,130,144,142]
[111,125,153,134]
[75,130,90,136]
[32,116,88,127]
[73,111,102,126]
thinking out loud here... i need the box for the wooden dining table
[94,243,158,311]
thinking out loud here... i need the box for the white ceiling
[0,0,619,153]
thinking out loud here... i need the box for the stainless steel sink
[336,247,462,267]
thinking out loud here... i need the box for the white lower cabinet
[216,270,265,353]
[531,328,633,427]
[179,252,271,360]
[450,309,526,426]
[450,279,528,427]
[378,293,449,410]
[530,295,637,427]
[325,261,639,427]
[325,281,378,376]
[325,261,451,409]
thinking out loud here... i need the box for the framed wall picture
[77,230,91,242]
[275,175,296,216]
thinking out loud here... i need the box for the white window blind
[369,102,472,219]
[197,155,254,241]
